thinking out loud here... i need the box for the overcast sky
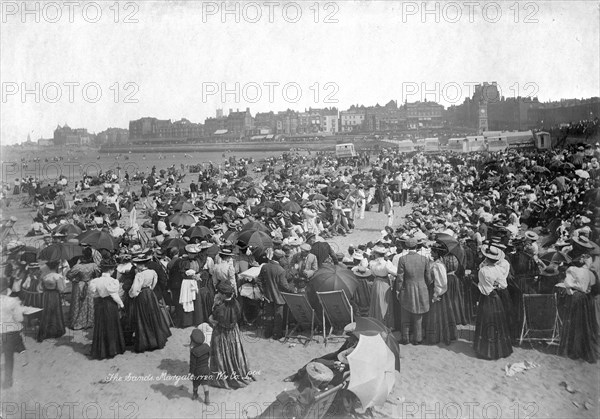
[1,0,598,144]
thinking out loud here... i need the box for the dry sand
[1,191,598,419]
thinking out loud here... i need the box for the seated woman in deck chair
[283,328,358,389]
[259,362,335,419]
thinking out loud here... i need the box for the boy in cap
[189,329,211,404]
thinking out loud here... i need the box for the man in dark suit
[395,237,432,344]
[256,249,296,340]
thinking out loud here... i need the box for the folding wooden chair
[281,292,319,346]
[519,293,561,347]
[316,290,354,346]
[0,219,19,242]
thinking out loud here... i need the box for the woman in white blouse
[559,254,597,363]
[368,246,397,329]
[89,260,125,360]
[128,256,172,353]
[473,245,513,360]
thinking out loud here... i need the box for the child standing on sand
[189,329,211,404]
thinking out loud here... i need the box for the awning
[214,129,228,135]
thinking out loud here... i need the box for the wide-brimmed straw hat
[185,244,200,254]
[540,265,560,276]
[132,255,151,263]
[572,235,594,249]
[524,231,539,241]
[481,245,503,261]
[306,362,334,387]
[352,266,372,277]
[219,248,233,258]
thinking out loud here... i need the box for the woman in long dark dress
[129,256,172,353]
[442,253,469,325]
[67,248,99,330]
[89,260,126,359]
[424,246,457,345]
[209,282,255,389]
[192,244,215,326]
[473,245,513,360]
[37,260,66,342]
[21,263,43,308]
[116,254,135,346]
[559,256,597,363]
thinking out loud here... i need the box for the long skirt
[91,297,126,360]
[368,277,394,329]
[175,304,194,328]
[69,281,95,330]
[21,289,43,309]
[193,286,214,326]
[210,324,255,389]
[423,292,457,346]
[447,273,469,325]
[559,291,597,363]
[130,288,172,353]
[37,290,66,342]
[497,288,515,340]
[473,291,513,360]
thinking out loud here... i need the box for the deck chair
[316,290,354,346]
[281,292,319,346]
[0,218,19,242]
[519,294,561,346]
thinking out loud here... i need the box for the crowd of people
[2,140,599,405]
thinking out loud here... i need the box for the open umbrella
[236,230,273,248]
[575,169,590,179]
[560,162,575,170]
[435,233,466,266]
[173,201,196,212]
[183,225,213,239]
[532,165,549,173]
[73,201,97,213]
[77,230,117,251]
[240,221,270,233]
[354,317,401,371]
[52,223,82,237]
[347,334,396,409]
[226,196,241,205]
[311,264,359,297]
[282,200,302,213]
[247,186,263,194]
[161,237,188,251]
[96,203,117,215]
[169,212,197,227]
[584,187,600,205]
[252,206,275,217]
[308,193,327,201]
[540,251,571,264]
[39,242,83,261]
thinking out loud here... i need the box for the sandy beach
[1,200,598,419]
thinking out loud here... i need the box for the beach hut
[424,138,440,153]
[534,131,552,150]
[396,140,415,153]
